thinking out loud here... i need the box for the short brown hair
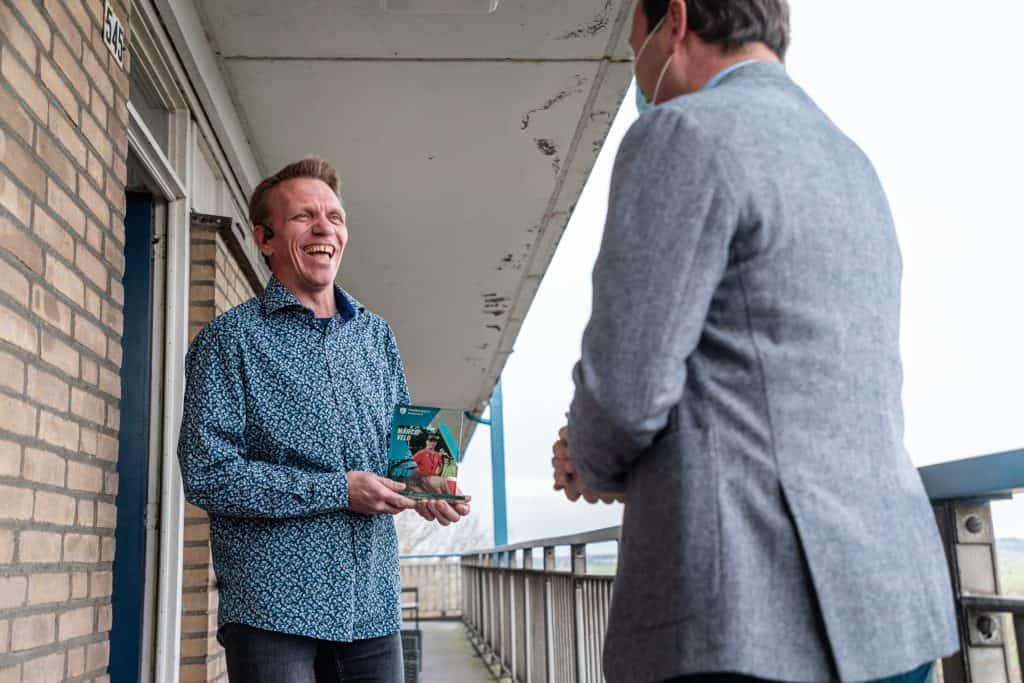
[248,157,341,229]
[642,0,790,60]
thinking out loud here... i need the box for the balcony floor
[410,620,493,682]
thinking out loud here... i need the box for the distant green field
[998,538,1024,594]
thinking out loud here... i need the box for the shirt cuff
[310,471,349,512]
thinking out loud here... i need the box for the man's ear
[253,224,274,258]
[669,0,688,42]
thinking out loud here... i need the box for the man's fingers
[379,477,407,492]
[453,502,471,516]
[431,501,461,524]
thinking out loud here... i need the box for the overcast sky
[454,0,1024,544]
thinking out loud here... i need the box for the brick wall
[180,225,257,683]
[0,0,132,681]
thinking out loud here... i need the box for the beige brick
[107,338,122,368]
[0,439,20,477]
[33,205,75,262]
[106,403,119,430]
[80,109,111,165]
[48,104,87,167]
[0,529,13,563]
[84,283,101,317]
[40,55,78,120]
[0,349,25,394]
[70,387,104,426]
[0,255,29,307]
[28,572,69,605]
[0,47,46,120]
[34,490,76,526]
[76,243,108,293]
[58,605,93,641]
[0,484,33,520]
[38,409,79,451]
[0,575,26,608]
[64,533,99,563]
[36,129,76,189]
[27,364,69,411]
[96,432,118,462]
[102,470,117,495]
[11,612,55,651]
[79,426,97,456]
[18,530,62,563]
[46,0,82,54]
[67,645,85,677]
[0,131,45,199]
[113,154,127,188]
[85,217,103,252]
[73,314,106,358]
[98,365,120,398]
[97,602,111,631]
[0,390,37,436]
[23,447,65,486]
[45,253,86,307]
[101,300,123,336]
[0,620,7,655]
[0,299,37,354]
[52,30,88,104]
[0,179,36,245]
[100,535,115,562]
[86,639,109,672]
[0,83,33,145]
[96,501,115,529]
[67,460,102,493]
[86,148,103,185]
[12,1,51,48]
[89,88,109,140]
[76,498,94,526]
[0,3,38,68]
[32,284,72,334]
[184,523,210,543]
[22,652,64,683]
[47,177,86,236]
[40,331,79,376]
[89,570,112,598]
[80,360,98,391]
[78,174,108,226]
[70,571,87,599]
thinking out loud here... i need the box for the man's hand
[552,425,623,504]
[414,494,471,527]
[345,472,418,515]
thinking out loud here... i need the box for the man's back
[570,62,958,682]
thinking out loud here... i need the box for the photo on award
[387,405,468,501]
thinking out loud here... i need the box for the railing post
[572,544,587,683]
[510,550,518,683]
[524,548,534,683]
[544,546,556,683]
[936,501,1016,682]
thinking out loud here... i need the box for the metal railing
[399,449,1023,682]
[399,554,464,618]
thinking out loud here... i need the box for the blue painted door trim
[109,193,155,683]
[489,379,508,547]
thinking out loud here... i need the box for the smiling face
[258,177,348,300]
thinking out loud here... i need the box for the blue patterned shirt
[178,277,410,641]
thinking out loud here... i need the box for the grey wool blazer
[569,62,959,683]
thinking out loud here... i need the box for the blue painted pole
[489,379,509,546]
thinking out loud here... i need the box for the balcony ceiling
[191,0,634,413]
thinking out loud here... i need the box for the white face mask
[633,14,673,113]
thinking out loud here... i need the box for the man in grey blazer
[553,1,960,681]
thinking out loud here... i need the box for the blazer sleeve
[569,106,739,492]
[177,324,350,518]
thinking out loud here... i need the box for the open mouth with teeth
[303,244,336,258]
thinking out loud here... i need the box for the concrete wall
[0,0,133,680]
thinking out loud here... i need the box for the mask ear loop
[651,55,672,106]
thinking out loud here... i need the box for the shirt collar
[701,59,763,91]
[261,276,363,321]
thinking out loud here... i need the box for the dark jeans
[221,623,403,683]
[661,662,933,683]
